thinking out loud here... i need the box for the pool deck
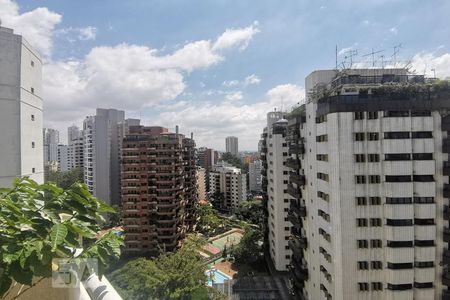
[211,260,238,278]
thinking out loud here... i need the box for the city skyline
[1,0,450,150]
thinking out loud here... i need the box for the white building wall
[249,159,262,191]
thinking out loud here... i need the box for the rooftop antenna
[335,45,338,69]
[391,43,403,66]
[431,68,436,79]
[379,55,385,68]
[343,49,358,69]
[363,48,384,67]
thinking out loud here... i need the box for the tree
[197,204,223,236]
[109,235,214,300]
[222,245,228,259]
[0,178,123,298]
[47,167,84,189]
[231,228,263,265]
[235,200,264,226]
[220,152,246,171]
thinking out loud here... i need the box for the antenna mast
[363,48,385,67]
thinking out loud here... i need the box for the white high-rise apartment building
[68,137,84,170]
[43,128,59,164]
[83,109,125,205]
[68,125,82,144]
[209,163,247,212]
[249,159,263,192]
[260,111,292,271]
[286,68,450,300]
[0,26,43,186]
[226,136,239,156]
[57,144,69,172]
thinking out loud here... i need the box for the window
[415,218,435,225]
[357,218,368,227]
[316,115,327,123]
[31,114,35,121]
[358,282,370,291]
[355,132,365,141]
[317,172,329,181]
[367,132,379,141]
[356,197,367,206]
[386,219,413,226]
[370,218,382,227]
[415,261,434,268]
[385,153,410,161]
[413,175,434,182]
[369,197,381,205]
[372,282,383,291]
[412,153,433,160]
[411,110,431,117]
[385,175,411,182]
[31,142,35,148]
[387,240,413,248]
[32,168,35,173]
[415,240,434,247]
[386,197,412,204]
[354,111,365,120]
[31,60,34,67]
[358,261,369,270]
[368,111,378,119]
[414,282,433,289]
[371,261,382,270]
[355,175,366,184]
[316,154,328,161]
[370,239,382,248]
[384,131,410,139]
[387,262,413,269]
[357,240,368,248]
[384,110,409,117]
[412,131,432,139]
[31,87,35,94]
[355,154,365,162]
[369,175,380,183]
[414,197,434,203]
[316,134,328,142]
[368,154,379,162]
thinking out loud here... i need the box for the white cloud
[389,27,398,35]
[55,26,98,43]
[78,26,97,40]
[155,84,305,150]
[225,91,243,101]
[411,51,450,78]
[212,22,260,51]
[223,80,240,87]
[244,74,261,86]
[0,0,61,57]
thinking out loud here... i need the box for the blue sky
[2,0,450,150]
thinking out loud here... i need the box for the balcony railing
[290,173,306,186]
[445,184,450,198]
[286,158,301,169]
[444,249,450,265]
[445,228,450,243]
[443,272,450,286]
[287,183,301,199]
[445,162,450,176]
[288,143,305,155]
[290,201,306,218]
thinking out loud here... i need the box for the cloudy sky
[1,0,450,150]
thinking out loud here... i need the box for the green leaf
[50,224,68,250]
[10,263,33,286]
[0,275,12,297]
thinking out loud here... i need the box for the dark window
[414,282,433,289]
[369,197,381,205]
[31,60,34,67]
[370,218,382,227]
[386,219,413,226]
[354,111,364,120]
[412,131,432,139]
[384,110,409,117]
[368,111,378,119]
[414,218,434,225]
[385,175,411,182]
[317,172,329,181]
[367,132,379,141]
[31,114,35,121]
[386,197,412,204]
[356,197,367,205]
[358,282,370,291]
[31,142,35,148]
[32,168,35,173]
[387,240,413,248]
[371,261,382,270]
[358,261,369,270]
[414,261,434,268]
[355,132,365,141]
[355,154,365,162]
[385,153,410,161]
[414,240,435,247]
[316,134,328,142]
[368,154,380,162]
[357,218,368,227]
[413,175,434,182]
[384,131,410,139]
[411,110,431,117]
[355,175,366,184]
[370,239,382,248]
[412,153,433,160]
[387,283,413,290]
[31,87,35,94]
[357,240,368,248]
[372,282,383,291]
[414,197,434,203]
[369,175,380,183]
[387,262,413,269]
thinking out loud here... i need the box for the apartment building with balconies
[121,126,198,255]
[285,68,450,300]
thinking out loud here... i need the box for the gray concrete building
[226,136,239,156]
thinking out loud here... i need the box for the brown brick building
[121,126,197,255]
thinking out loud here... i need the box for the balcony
[290,201,306,218]
[288,143,305,155]
[444,250,450,265]
[443,290,450,300]
[286,158,301,169]
[445,162,450,176]
[445,228,450,243]
[290,173,306,186]
[288,211,301,227]
[444,272,450,286]
[445,185,450,198]
[290,235,307,250]
[287,183,301,199]
[444,139,450,153]
[289,264,308,281]
[445,206,450,220]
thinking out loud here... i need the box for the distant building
[121,126,197,255]
[68,125,82,145]
[43,128,59,164]
[249,159,262,192]
[57,145,69,172]
[225,136,239,156]
[0,26,44,186]
[196,167,207,202]
[197,147,218,171]
[209,163,246,212]
[68,137,84,170]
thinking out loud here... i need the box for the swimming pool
[205,269,232,286]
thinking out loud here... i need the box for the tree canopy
[235,200,264,226]
[47,167,84,189]
[231,228,263,265]
[196,204,225,237]
[220,152,246,171]
[0,178,123,298]
[109,235,220,300]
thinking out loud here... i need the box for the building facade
[286,68,450,300]
[226,136,239,156]
[209,163,247,213]
[121,126,197,255]
[196,167,207,202]
[249,159,263,192]
[0,26,43,186]
[260,112,293,271]
[197,147,218,171]
[43,128,59,164]
[57,144,69,172]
